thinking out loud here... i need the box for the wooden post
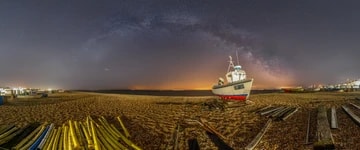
[330,107,338,129]
[342,105,360,126]
[314,106,334,149]
[281,107,299,121]
[260,107,282,116]
[350,103,360,110]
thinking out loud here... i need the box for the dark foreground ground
[0,91,360,149]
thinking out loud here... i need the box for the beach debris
[280,107,299,121]
[253,105,272,113]
[270,107,292,118]
[349,102,360,110]
[172,118,232,150]
[260,107,283,116]
[255,106,299,121]
[202,98,248,111]
[0,116,142,150]
[198,118,227,140]
[245,119,272,150]
[184,118,232,149]
[330,107,338,129]
[202,99,226,111]
[314,106,335,149]
[342,105,360,126]
[206,131,233,150]
[187,138,200,150]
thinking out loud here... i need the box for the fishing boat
[281,87,304,93]
[212,55,253,101]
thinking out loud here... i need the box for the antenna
[236,50,240,65]
[228,56,234,72]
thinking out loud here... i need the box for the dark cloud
[0,0,359,89]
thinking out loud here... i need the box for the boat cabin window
[234,84,244,90]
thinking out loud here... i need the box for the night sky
[0,1,359,90]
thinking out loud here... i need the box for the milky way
[0,1,359,89]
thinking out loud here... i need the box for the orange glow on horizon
[129,82,213,90]
[129,81,297,90]
[128,54,296,90]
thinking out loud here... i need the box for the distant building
[0,87,13,96]
[318,79,360,91]
[335,79,360,91]
[12,87,26,95]
[350,79,360,89]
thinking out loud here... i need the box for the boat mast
[227,56,234,72]
[236,50,240,65]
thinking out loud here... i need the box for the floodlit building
[12,87,26,95]
[350,79,360,89]
[0,87,13,96]
[334,79,360,91]
[318,78,360,91]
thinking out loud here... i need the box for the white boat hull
[212,79,253,101]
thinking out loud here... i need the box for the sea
[80,89,281,96]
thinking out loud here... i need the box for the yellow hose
[100,117,141,150]
[86,117,93,138]
[52,127,62,150]
[0,127,22,146]
[98,117,129,149]
[90,119,100,150]
[97,118,117,140]
[99,117,120,139]
[116,116,130,138]
[0,126,18,139]
[110,124,142,150]
[11,117,140,150]
[19,124,47,150]
[95,125,115,149]
[63,125,69,150]
[58,125,64,150]
[13,124,43,149]
[68,125,73,150]
[74,121,86,148]
[80,122,93,149]
[43,128,56,150]
[98,124,127,149]
[69,120,80,149]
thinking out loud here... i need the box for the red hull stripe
[217,95,248,101]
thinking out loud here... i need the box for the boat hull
[212,79,253,101]
[281,88,304,93]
